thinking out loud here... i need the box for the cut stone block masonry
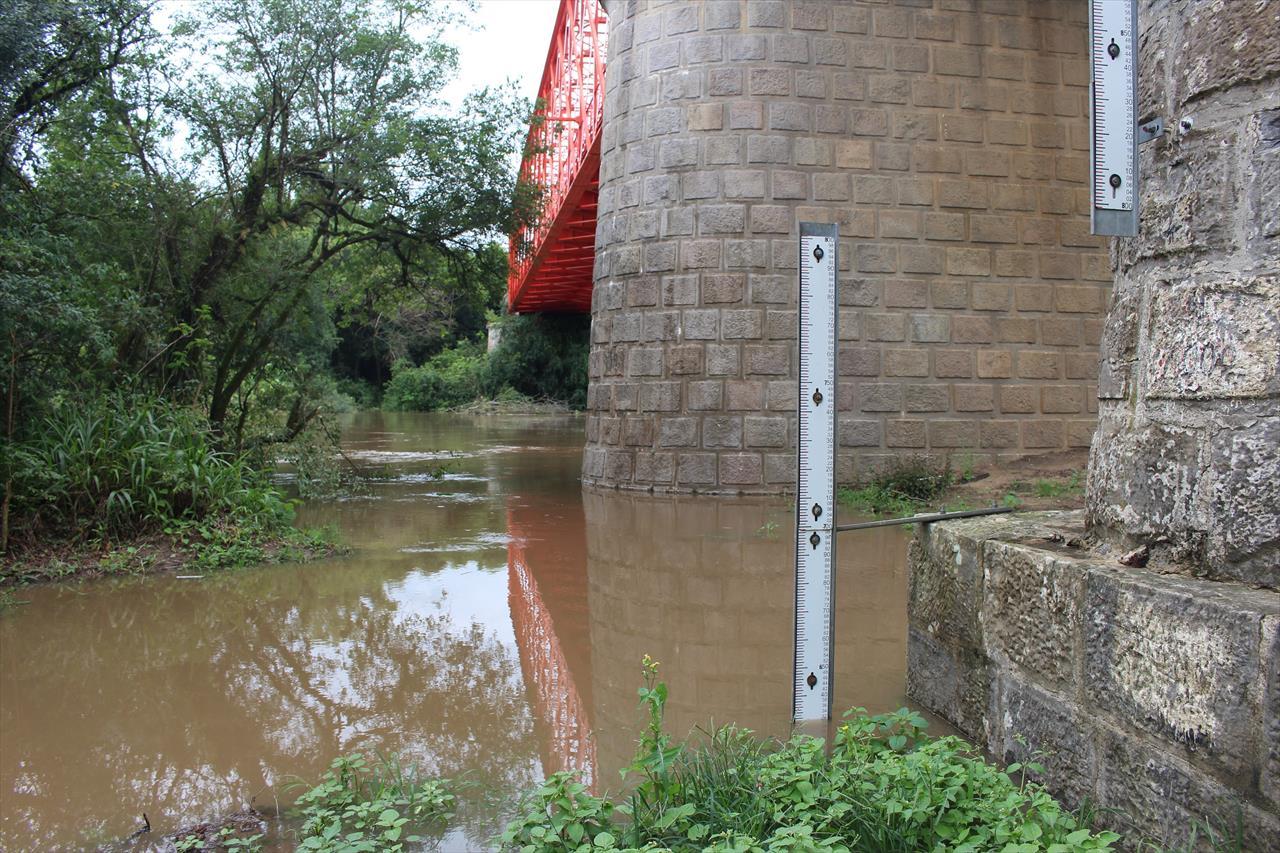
[585,0,1110,492]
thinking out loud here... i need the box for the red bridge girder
[506,507,597,787]
[507,0,607,314]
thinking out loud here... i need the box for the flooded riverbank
[0,412,913,850]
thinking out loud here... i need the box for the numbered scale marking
[794,223,838,723]
[1090,0,1139,236]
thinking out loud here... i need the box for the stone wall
[584,0,1111,492]
[907,512,1280,848]
[909,2,1280,842]
[1085,0,1280,587]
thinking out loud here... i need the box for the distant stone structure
[908,1,1280,845]
[585,0,1111,492]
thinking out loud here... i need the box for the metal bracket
[835,504,1014,534]
[1137,117,1165,145]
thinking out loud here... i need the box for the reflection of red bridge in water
[506,503,597,787]
[506,0,608,314]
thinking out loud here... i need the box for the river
[0,412,913,850]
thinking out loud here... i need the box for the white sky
[155,0,560,109]
[441,0,561,108]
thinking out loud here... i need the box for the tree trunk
[1,336,18,555]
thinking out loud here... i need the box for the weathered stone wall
[908,1,1280,843]
[1085,0,1280,586]
[907,512,1280,847]
[584,0,1111,492]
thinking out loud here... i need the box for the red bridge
[506,0,608,314]
[506,502,597,787]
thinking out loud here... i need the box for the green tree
[0,0,534,552]
[0,0,151,183]
[161,0,529,438]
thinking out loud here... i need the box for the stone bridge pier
[584,0,1110,492]
[907,1,1280,844]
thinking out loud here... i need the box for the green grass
[838,455,959,517]
[1005,470,1085,501]
[1,394,337,585]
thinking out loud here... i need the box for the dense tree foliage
[0,0,571,556]
[382,313,590,412]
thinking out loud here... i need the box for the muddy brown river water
[0,412,914,851]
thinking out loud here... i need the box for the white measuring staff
[1090,0,1139,236]
[794,222,838,723]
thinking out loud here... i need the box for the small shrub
[291,753,455,852]
[500,659,1121,852]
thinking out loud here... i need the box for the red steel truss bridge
[506,0,608,313]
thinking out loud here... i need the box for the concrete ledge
[908,511,1280,847]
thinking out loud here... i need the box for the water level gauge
[794,222,837,723]
[1090,0,1139,236]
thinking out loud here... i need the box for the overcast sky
[441,0,561,108]
[156,0,561,108]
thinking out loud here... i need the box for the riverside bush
[485,313,589,409]
[382,345,489,412]
[382,314,588,412]
[3,395,293,545]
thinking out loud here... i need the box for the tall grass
[2,395,292,547]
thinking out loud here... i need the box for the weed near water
[289,753,456,852]
[183,660,1239,852]
[500,657,1121,852]
[838,455,957,517]
[0,395,338,585]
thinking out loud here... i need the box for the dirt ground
[945,448,1090,512]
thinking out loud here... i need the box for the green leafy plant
[497,660,1121,852]
[499,772,618,852]
[291,753,455,853]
